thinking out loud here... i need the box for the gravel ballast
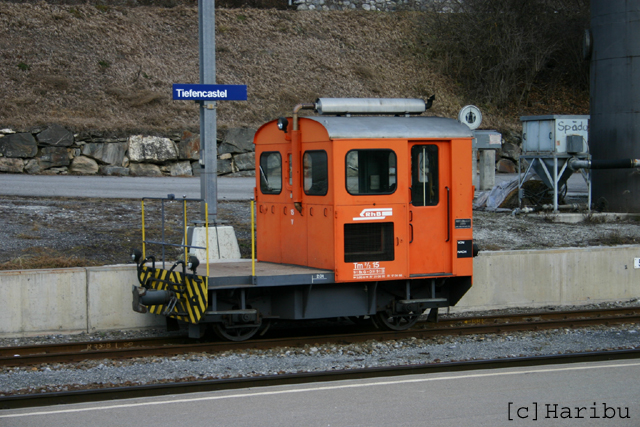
[1,302,639,396]
[2,193,640,396]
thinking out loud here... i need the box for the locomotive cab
[132,98,475,340]
[254,98,474,329]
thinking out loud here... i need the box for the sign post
[198,0,218,223]
[192,1,247,223]
[172,81,248,219]
[173,84,248,102]
[170,1,248,263]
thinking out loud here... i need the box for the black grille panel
[344,222,394,263]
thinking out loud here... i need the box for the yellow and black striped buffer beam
[138,266,208,324]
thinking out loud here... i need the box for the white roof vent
[315,98,426,115]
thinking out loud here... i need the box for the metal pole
[205,202,210,277]
[553,156,558,212]
[183,198,188,264]
[199,0,217,223]
[141,200,146,260]
[587,167,592,211]
[517,156,522,208]
[251,200,255,278]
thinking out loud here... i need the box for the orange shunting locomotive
[133,98,476,341]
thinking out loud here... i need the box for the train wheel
[213,321,264,342]
[374,311,419,331]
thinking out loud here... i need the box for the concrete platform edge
[1,246,639,337]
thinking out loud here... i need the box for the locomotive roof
[307,116,473,139]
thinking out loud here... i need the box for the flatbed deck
[195,260,335,289]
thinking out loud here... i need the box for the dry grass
[106,88,167,107]
[0,3,588,139]
[582,212,608,225]
[0,249,101,270]
[16,233,40,240]
[0,4,467,134]
[590,231,638,247]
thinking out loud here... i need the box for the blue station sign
[172,84,247,101]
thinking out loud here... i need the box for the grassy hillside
[0,2,587,139]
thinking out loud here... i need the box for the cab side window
[346,149,397,195]
[259,152,282,194]
[303,151,328,196]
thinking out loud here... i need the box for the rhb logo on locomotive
[353,208,393,221]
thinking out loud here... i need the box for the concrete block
[86,265,165,332]
[478,149,496,191]
[0,268,87,337]
[2,245,640,337]
[547,212,640,224]
[455,245,640,311]
[188,226,241,262]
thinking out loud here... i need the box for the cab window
[346,149,397,195]
[411,145,438,206]
[259,152,282,194]
[303,151,328,196]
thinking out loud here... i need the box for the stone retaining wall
[0,125,258,177]
[293,0,452,12]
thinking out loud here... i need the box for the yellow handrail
[183,199,188,263]
[205,202,210,278]
[251,200,256,277]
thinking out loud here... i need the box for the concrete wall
[0,268,88,336]
[455,245,640,312]
[0,265,163,338]
[1,245,639,337]
[86,265,165,333]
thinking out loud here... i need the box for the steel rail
[1,307,639,368]
[0,336,190,359]
[431,306,640,326]
[1,349,640,410]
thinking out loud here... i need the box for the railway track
[2,349,640,410]
[1,307,639,368]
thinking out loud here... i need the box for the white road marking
[2,361,640,419]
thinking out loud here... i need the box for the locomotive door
[408,142,452,275]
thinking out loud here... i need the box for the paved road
[0,174,255,200]
[0,172,588,200]
[1,360,637,426]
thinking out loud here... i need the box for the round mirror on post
[458,105,483,130]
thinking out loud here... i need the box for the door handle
[409,223,414,243]
[446,186,450,242]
